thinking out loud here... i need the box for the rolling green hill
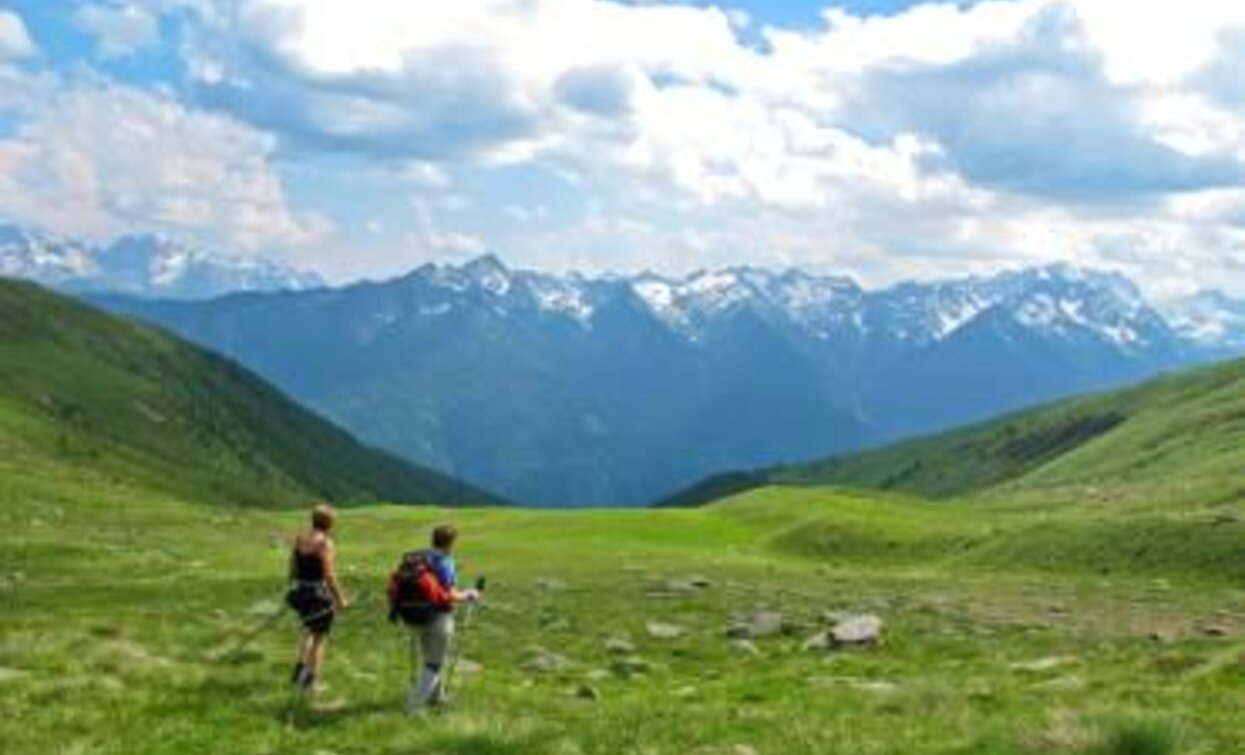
[663,356,1245,508]
[0,278,504,507]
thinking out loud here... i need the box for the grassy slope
[664,356,1245,508]
[0,278,504,507]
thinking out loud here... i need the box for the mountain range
[81,250,1243,507]
[0,224,321,299]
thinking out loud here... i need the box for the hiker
[387,524,480,714]
[287,502,349,693]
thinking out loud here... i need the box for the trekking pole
[442,576,486,701]
[210,594,288,662]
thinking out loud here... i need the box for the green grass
[6,445,1245,754]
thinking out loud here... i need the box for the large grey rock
[830,614,884,648]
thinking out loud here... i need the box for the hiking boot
[290,662,306,686]
[296,669,316,693]
[406,667,440,716]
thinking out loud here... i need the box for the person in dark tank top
[286,503,349,694]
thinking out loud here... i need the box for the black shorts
[287,584,335,635]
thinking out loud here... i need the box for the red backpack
[386,550,452,626]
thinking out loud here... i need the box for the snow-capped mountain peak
[462,254,512,295]
[1157,290,1245,352]
[388,255,1222,356]
[0,224,322,299]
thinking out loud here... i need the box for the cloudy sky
[1,1,1243,295]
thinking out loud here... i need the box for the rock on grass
[830,614,884,648]
[646,621,687,639]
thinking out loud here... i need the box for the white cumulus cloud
[74,3,160,59]
[14,0,1245,292]
[0,69,326,253]
[0,10,36,59]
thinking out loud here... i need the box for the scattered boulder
[522,647,572,674]
[603,637,636,655]
[646,621,687,640]
[729,639,761,657]
[829,614,884,648]
[802,631,833,653]
[1010,657,1068,673]
[611,656,653,678]
[751,611,786,638]
[728,611,786,640]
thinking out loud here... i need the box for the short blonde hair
[311,503,336,532]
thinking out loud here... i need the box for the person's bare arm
[450,586,480,604]
[321,539,350,610]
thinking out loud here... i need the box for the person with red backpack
[387,524,480,714]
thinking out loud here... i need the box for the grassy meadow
[6,433,1245,755]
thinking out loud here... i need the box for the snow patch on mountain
[0,224,322,299]
[385,255,1227,357]
[522,274,594,324]
[1158,291,1245,352]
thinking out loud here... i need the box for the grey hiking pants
[412,611,455,672]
